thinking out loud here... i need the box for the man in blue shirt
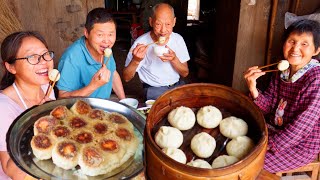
[57,8,125,99]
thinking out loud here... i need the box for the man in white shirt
[123,3,190,100]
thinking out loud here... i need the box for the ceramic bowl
[120,98,139,108]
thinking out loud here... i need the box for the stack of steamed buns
[154,106,255,169]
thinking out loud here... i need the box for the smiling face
[7,36,53,86]
[84,22,116,61]
[149,4,176,42]
[283,32,320,74]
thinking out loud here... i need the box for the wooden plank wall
[232,0,271,93]
[233,0,320,93]
[6,0,104,67]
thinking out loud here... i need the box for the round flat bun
[52,139,79,170]
[226,136,255,159]
[70,100,92,116]
[187,159,212,169]
[211,155,239,168]
[50,106,71,120]
[78,145,105,176]
[219,116,248,139]
[196,105,222,128]
[168,106,196,130]
[162,147,187,164]
[190,132,216,158]
[33,115,58,135]
[155,126,183,148]
[31,134,54,160]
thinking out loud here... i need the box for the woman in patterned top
[244,19,320,173]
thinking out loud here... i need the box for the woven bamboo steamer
[145,83,268,179]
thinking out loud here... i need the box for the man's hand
[91,64,111,88]
[158,45,176,62]
[132,43,149,62]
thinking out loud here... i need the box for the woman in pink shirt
[244,19,320,173]
[0,31,56,179]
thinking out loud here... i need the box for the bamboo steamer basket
[145,83,268,180]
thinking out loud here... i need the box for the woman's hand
[243,66,266,99]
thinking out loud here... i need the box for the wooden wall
[232,0,271,92]
[6,0,104,67]
[232,0,320,93]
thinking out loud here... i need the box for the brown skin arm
[123,44,149,82]
[0,151,26,179]
[59,64,111,98]
[112,71,126,100]
[158,45,189,77]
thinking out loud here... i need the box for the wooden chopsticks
[45,73,59,97]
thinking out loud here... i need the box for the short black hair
[85,8,115,33]
[283,19,320,50]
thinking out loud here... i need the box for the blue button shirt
[57,36,116,99]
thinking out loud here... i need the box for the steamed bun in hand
[155,126,183,148]
[197,105,222,128]
[211,155,239,168]
[226,136,255,159]
[162,147,187,164]
[190,132,216,158]
[168,106,196,130]
[219,116,248,139]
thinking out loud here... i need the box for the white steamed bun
[190,132,216,158]
[187,159,212,169]
[211,155,239,168]
[219,116,248,139]
[168,106,196,130]
[162,147,187,164]
[155,126,183,148]
[226,136,255,159]
[197,105,222,128]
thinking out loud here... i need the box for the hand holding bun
[191,132,216,158]
[226,136,255,159]
[219,116,248,139]
[168,106,196,130]
[197,105,222,128]
[155,126,183,148]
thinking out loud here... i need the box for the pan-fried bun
[70,100,92,116]
[50,106,72,120]
[34,115,58,135]
[78,145,105,176]
[52,139,79,170]
[50,125,71,140]
[31,134,54,160]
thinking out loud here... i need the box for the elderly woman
[0,31,55,179]
[244,19,320,173]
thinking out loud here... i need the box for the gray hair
[151,3,175,18]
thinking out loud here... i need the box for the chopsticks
[258,62,279,70]
[45,73,59,97]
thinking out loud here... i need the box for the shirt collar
[280,59,320,82]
